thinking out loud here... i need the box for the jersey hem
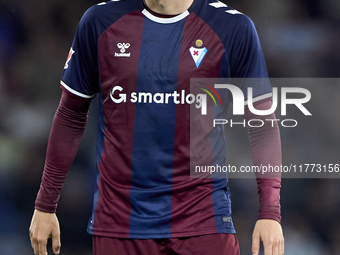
[60,80,96,99]
[87,227,236,239]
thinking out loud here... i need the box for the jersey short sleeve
[61,7,99,98]
[227,14,272,101]
[229,15,268,78]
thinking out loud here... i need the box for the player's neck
[144,0,194,15]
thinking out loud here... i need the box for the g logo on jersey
[110,86,126,103]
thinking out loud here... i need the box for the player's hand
[29,209,61,255]
[251,219,284,255]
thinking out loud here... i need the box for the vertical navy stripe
[129,18,186,238]
[210,85,236,234]
[88,93,105,233]
[209,48,235,234]
[211,179,235,233]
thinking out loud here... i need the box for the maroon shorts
[93,233,240,255]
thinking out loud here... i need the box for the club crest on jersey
[115,43,131,57]
[64,47,75,69]
[189,46,208,68]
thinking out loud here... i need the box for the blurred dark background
[0,0,339,254]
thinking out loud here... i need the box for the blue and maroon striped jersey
[61,0,272,239]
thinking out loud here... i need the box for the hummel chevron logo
[115,43,131,57]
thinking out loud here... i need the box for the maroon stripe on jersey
[171,13,225,236]
[94,11,144,237]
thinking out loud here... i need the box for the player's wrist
[34,201,57,214]
[258,211,281,224]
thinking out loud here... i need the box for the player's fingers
[263,243,273,255]
[272,243,279,255]
[52,229,61,254]
[31,237,39,255]
[279,237,284,255]
[29,230,39,254]
[251,231,260,255]
[37,235,48,255]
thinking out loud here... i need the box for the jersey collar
[141,0,196,24]
[142,9,189,24]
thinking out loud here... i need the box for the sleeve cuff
[35,200,57,214]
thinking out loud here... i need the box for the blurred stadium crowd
[0,0,339,254]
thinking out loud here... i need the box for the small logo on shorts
[222,216,231,223]
[115,43,131,57]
